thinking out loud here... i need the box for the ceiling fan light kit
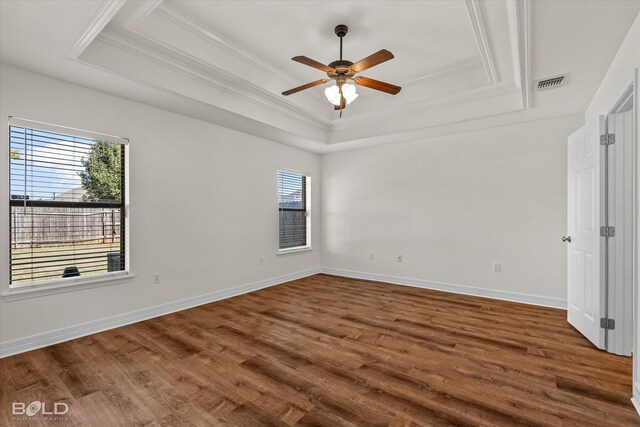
[325,83,358,106]
[282,24,401,116]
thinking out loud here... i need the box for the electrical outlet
[492,263,501,272]
[369,252,375,260]
[153,273,160,284]
[397,255,403,263]
[259,257,264,266]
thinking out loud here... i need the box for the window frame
[2,117,133,300]
[277,168,312,254]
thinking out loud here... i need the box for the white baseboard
[320,267,567,309]
[0,267,321,358]
[633,381,640,416]
[0,266,569,358]
[632,396,640,417]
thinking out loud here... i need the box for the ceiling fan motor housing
[327,60,355,78]
[334,24,348,38]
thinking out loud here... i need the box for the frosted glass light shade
[324,85,341,106]
[324,83,358,106]
[342,83,358,104]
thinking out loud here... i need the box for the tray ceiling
[1,0,639,152]
[166,0,482,85]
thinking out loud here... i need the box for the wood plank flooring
[1,274,637,426]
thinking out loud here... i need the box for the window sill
[277,246,312,255]
[1,272,135,302]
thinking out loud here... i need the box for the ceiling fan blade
[353,76,401,95]
[282,79,329,96]
[292,56,333,72]
[349,49,394,73]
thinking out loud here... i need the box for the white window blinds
[9,119,128,286]
[278,170,310,250]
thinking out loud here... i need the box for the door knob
[562,236,572,243]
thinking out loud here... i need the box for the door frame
[606,90,635,355]
[605,71,638,403]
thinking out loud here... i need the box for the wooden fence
[10,207,121,248]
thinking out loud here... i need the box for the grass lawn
[10,242,122,285]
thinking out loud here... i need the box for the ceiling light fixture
[324,83,358,106]
[282,24,401,117]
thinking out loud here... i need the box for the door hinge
[600,226,615,237]
[600,134,615,145]
[600,318,615,330]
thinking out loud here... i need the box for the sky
[10,126,94,202]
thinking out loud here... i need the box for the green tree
[79,141,122,201]
[10,150,20,160]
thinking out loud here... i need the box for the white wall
[321,114,584,302]
[584,10,640,411]
[0,64,321,346]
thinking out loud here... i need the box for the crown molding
[121,4,332,122]
[331,2,497,113]
[465,0,498,85]
[514,0,532,109]
[65,0,532,151]
[84,27,523,147]
[122,0,165,31]
[66,0,127,59]
[330,81,520,132]
[354,59,484,102]
[140,2,500,117]
[68,54,327,152]
[324,110,584,153]
[154,3,324,104]
[403,60,485,88]
[93,29,329,132]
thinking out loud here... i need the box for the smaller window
[278,170,311,251]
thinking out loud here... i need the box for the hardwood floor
[1,274,637,426]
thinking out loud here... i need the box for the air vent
[535,74,570,91]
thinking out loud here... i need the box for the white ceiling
[166,0,481,85]
[1,0,639,152]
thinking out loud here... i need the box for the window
[8,118,128,287]
[278,170,310,251]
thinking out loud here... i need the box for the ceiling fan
[282,24,401,116]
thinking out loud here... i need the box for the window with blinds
[278,170,310,250]
[9,119,128,287]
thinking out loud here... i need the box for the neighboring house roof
[280,189,303,203]
[51,186,87,202]
[280,189,304,209]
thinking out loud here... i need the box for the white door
[566,118,605,349]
